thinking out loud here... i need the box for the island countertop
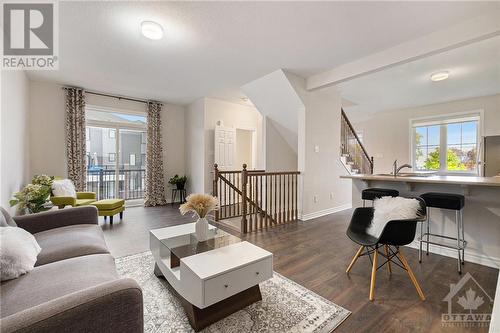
[340,174,500,187]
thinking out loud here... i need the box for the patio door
[85,107,147,203]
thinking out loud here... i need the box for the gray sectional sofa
[0,206,143,333]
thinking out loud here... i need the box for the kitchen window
[411,113,480,174]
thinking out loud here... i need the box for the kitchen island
[341,174,500,269]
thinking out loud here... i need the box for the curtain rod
[62,87,162,105]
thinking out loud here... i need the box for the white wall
[29,80,67,177]
[288,73,353,219]
[185,98,206,194]
[1,71,30,213]
[28,80,185,201]
[264,117,297,171]
[203,97,263,193]
[352,94,500,174]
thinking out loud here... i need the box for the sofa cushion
[1,207,17,227]
[34,224,109,266]
[0,254,118,318]
[0,227,41,281]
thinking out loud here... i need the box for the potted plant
[169,174,187,190]
[179,194,219,241]
[10,175,54,214]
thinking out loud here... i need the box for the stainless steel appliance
[483,135,500,177]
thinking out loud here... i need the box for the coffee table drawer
[203,256,272,306]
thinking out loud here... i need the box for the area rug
[116,251,350,333]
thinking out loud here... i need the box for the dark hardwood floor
[102,205,498,333]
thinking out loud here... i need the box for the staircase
[340,109,374,175]
[213,164,300,233]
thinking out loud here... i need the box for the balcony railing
[86,168,145,200]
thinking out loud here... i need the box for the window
[414,125,440,170]
[86,107,147,201]
[412,113,480,173]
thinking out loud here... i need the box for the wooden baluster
[277,174,281,223]
[291,174,295,221]
[283,174,286,223]
[241,165,248,233]
[274,174,278,223]
[213,164,219,221]
[287,174,290,222]
[266,175,269,228]
[230,173,234,217]
[249,175,253,232]
[255,175,259,230]
[237,173,240,215]
[294,174,299,220]
[259,174,263,229]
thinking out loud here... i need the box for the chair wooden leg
[346,246,365,274]
[398,248,426,301]
[384,245,392,275]
[369,247,378,301]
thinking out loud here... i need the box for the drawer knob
[256,272,260,275]
[224,284,229,288]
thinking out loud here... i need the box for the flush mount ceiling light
[141,21,163,40]
[430,71,450,82]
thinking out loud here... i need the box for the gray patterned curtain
[144,102,167,206]
[65,88,87,191]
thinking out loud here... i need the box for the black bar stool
[362,188,399,207]
[419,192,466,274]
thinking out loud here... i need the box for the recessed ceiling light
[430,71,450,82]
[141,21,163,40]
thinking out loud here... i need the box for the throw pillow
[367,196,421,238]
[52,179,77,198]
[0,227,41,281]
[0,207,17,227]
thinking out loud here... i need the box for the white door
[214,125,236,171]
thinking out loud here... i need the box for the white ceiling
[340,35,500,121]
[27,1,497,105]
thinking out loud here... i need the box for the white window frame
[409,110,483,175]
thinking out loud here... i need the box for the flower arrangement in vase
[10,175,54,214]
[179,193,219,241]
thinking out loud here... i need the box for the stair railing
[341,108,374,174]
[213,164,300,233]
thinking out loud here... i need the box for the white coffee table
[150,223,273,331]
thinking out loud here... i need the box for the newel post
[213,164,219,221]
[241,164,248,233]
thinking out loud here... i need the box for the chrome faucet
[393,159,412,176]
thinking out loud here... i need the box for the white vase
[195,217,209,241]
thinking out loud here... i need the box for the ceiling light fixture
[141,21,163,40]
[430,71,450,82]
[241,97,249,102]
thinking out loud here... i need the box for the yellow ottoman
[92,199,125,224]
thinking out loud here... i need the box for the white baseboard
[407,240,500,269]
[300,203,352,221]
